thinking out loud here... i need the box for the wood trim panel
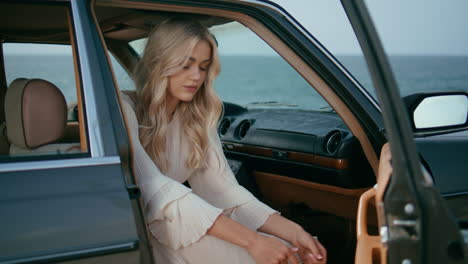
[67,10,88,152]
[223,142,349,170]
[254,171,377,224]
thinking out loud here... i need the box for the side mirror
[404,92,468,133]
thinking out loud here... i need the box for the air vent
[237,120,252,139]
[324,130,342,154]
[218,118,231,137]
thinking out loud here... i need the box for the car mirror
[414,95,468,129]
[404,92,468,133]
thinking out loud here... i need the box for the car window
[364,0,468,97]
[213,22,333,111]
[130,22,333,112]
[271,0,377,101]
[273,0,468,101]
[109,52,136,91]
[1,23,88,160]
[4,43,77,110]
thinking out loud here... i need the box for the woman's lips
[184,85,197,92]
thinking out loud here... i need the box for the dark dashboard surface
[218,103,375,188]
[219,103,468,197]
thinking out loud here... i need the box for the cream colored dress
[121,94,277,264]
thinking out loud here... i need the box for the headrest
[5,78,67,149]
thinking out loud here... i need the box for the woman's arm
[259,213,327,263]
[207,215,300,264]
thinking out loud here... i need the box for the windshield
[271,0,468,99]
[130,22,333,112]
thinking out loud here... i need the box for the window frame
[0,5,90,163]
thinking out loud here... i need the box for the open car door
[341,1,467,263]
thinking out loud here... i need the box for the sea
[4,54,468,111]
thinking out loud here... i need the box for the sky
[271,0,468,56]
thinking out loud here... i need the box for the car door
[0,1,152,263]
[341,1,466,263]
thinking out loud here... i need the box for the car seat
[4,78,80,155]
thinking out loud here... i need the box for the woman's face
[167,39,212,108]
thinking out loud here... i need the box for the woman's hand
[378,143,392,179]
[291,227,327,264]
[246,233,300,264]
[259,213,327,263]
[207,215,300,263]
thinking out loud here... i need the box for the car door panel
[415,132,468,195]
[253,171,372,222]
[342,1,466,263]
[0,161,139,263]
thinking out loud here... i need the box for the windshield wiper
[245,101,298,107]
[319,106,336,113]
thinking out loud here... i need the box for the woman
[121,18,327,264]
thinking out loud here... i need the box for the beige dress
[121,94,277,264]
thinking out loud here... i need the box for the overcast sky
[271,0,468,55]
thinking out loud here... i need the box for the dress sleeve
[121,97,222,249]
[228,199,278,231]
[188,128,277,226]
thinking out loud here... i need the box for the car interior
[98,5,384,262]
[0,2,385,263]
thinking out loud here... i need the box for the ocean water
[4,54,468,111]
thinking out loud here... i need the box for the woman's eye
[200,67,208,72]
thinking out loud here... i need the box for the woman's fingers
[315,238,327,261]
[297,248,312,264]
[306,236,322,260]
[288,247,300,264]
[299,235,327,263]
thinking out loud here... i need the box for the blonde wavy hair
[134,18,222,173]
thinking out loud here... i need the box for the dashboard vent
[218,118,231,137]
[237,120,252,139]
[324,130,342,154]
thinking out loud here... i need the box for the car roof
[0,2,232,43]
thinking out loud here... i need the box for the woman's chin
[179,96,196,103]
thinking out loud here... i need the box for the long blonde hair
[134,18,222,173]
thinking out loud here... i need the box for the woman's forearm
[207,214,301,263]
[258,213,302,244]
[206,214,258,249]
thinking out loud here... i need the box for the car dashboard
[219,102,375,189]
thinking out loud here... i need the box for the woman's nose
[189,68,201,80]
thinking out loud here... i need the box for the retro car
[0,0,466,263]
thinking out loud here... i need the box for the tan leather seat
[5,78,80,155]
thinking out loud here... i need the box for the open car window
[4,43,78,121]
[271,0,378,101]
[364,0,468,97]
[0,4,88,161]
